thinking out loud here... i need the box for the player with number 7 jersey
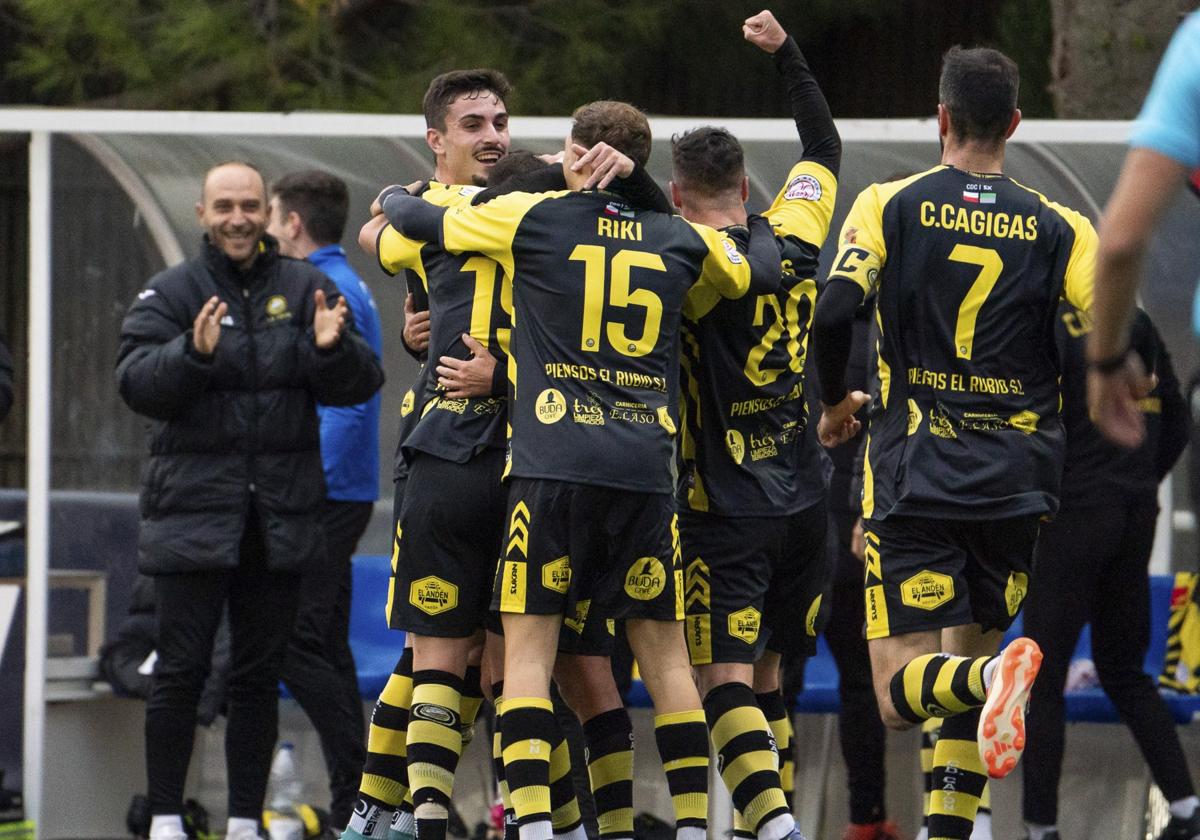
[823,165,1094,524]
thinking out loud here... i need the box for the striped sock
[492,685,517,834]
[349,648,414,838]
[582,708,635,840]
[972,780,992,840]
[927,710,987,840]
[407,670,464,840]
[755,690,794,811]
[502,697,556,840]
[705,683,792,838]
[460,665,485,744]
[653,709,709,838]
[890,654,992,725]
[549,730,584,838]
[919,718,941,838]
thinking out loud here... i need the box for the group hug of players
[329,9,1153,840]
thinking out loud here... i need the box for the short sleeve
[378,225,426,287]
[687,222,754,305]
[827,185,887,296]
[1129,13,1200,169]
[441,191,552,277]
[1060,210,1097,313]
[761,160,838,249]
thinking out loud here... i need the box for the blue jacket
[310,245,383,501]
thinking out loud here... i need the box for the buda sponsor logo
[535,388,566,424]
[624,557,666,601]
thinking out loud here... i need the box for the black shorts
[386,449,507,637]
[483,602,615,656]
[861,514,1038,640]
[680,499,829,665]
[492,478,682,624]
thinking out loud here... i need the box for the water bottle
[267,743,304,840]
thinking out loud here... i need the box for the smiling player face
[428,90,510,186]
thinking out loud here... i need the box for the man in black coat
[116,161,384,840]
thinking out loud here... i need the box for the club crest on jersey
[721,238,744,265]
[625,557,666,601]
[535,388,567,424]
[265,294,291,321]
[604,201,635,218]
[784,173,822,201]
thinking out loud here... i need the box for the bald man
[117,161,385,840]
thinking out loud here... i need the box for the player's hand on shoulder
[743,9,787,53]
[817,390,870,448]
[571,142,635,190]
[370,181,426,216]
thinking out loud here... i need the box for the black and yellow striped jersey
[426,189,767,494]
[377,181,509,465]
[677,160,837,516]
[828,165,1096,521]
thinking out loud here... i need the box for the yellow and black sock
[890,654,991,725]
[350,648,414,839]
[705,683,792,838]
[491,683,517,839]
[927,710,987,840]
[731,810,755,839]
[549,729,585,839]
[755,690,794,811]
[460,665,485,746]
[974,779,992,837]
[502,697,556,840]
[407,669,464,840]
[653,709,710,839]
[582,708,635,840]
[920,718,941,836]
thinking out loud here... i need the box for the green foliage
[995,0,1055,117]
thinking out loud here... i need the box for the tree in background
[1049,0,1192,118]
[3,0,1177,120]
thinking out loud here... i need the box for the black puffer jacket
[116,237,384,575]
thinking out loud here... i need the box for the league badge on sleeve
[722,238,744,265]
[784,173,823,201]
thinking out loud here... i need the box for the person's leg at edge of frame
[343,645,415,840]
[696,655,796,840]
[626,618,710,840]
[556,654,633,840]
[405,632,479,840]
[500,612,564,840]
[483,631,519,840]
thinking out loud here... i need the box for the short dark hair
[270,170,349,246]
[486,150,546,188]
[670,127,745,197]
[423,69,512,131]
[570,101,652,168]
[939,47,1020,145]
